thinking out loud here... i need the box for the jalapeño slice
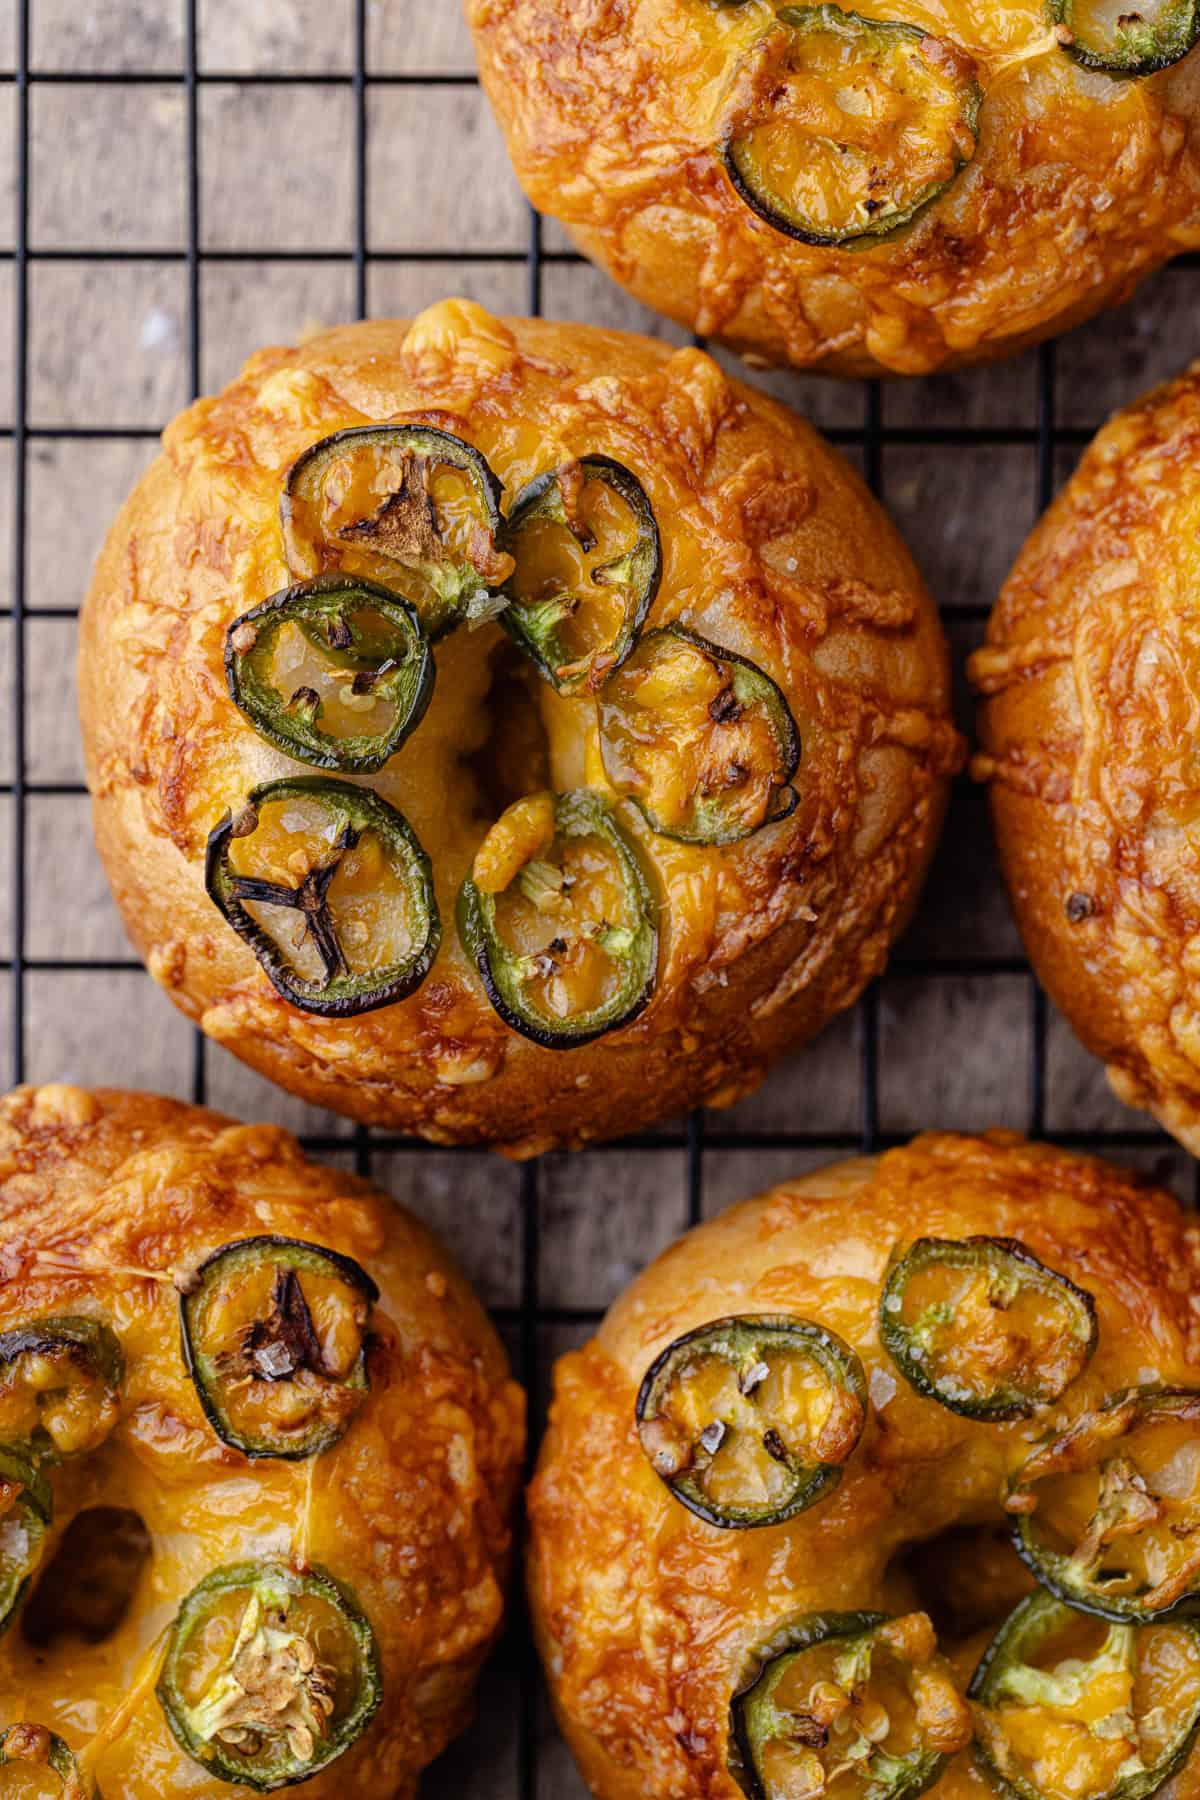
[457,789,658,1048]
[635,1315,867,1530]
[157,1560,382,1792]
[1008,1388,1200,1624]
[205,775,440,1018]
[879,1237,1098,1421]
[598,625,800,845]
[225,575,433,775]
[500,456,661,693]
[1049,0,1200,75]
[723,6,981,247]
[0,1444,50,1634]
[0,1316,123,1461]
[0,1725,90,1799]
[281,424,510,639]
[969,1588,1200,1800]
[730,1610,972,1800]
[181,1237,378,1461]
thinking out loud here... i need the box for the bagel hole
[899,1524,1036,1643]
[467,639,552,820]
[21,1506,150,1649]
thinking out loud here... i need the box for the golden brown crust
[0,1082,524,1796]
[527,1131,1200,1800]
[971,363,1200,1153]
[467,0,1200,377]
[79,302,958,1153]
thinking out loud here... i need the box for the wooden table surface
[0,2,1194,1793]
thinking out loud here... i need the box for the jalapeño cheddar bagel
[468,0,1200,377]
[0,1084,524,1796]
[972,363,1200,1155]
[528,1132,1200,1800]
[80,301,959,1154]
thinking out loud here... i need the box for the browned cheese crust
[467,0,1200,377]
[79,303,959,1154]
[0,1082,524,1796]
[527,1131,1200,1800]
[972,364,1200,1154]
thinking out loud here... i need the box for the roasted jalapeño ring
[0,1315,124,1462]
[635,1314,867,1530]
[1048,0,1200,75]
[0,1443,51,1634]
[731,1609,971,1800]
[225,574,434,775]
[156,1559,382,1792]
[1007,1387,1200,1624]
[457,788,658,1049]
[205,775,440,1019]
[281,422,510,639]
[969,1587,1200,1800]
[722,7,982,249]
[500,454,661,694]
[0,1724,93,1799]
[180,1237,379,1461]
[597,624,800,845]
[879,1236,1098,1420]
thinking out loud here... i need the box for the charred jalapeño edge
[0,1442,51,1635]
[0,1724,91,1798]
[729,1611,953,1800]
[722,6,982,248]
[878,1235,1098,1421]
[224,574,433,775]
[156,1559,382,1792]
[281,422,506,639]
[500,455,662,692]
[205,774,441,1019]
[968,1588,1200,1800]
[180,1236,380,1461]
[456,788,658,1049]
[635,1314,867,1530]
[598,624,801,845]
[1048,0,1200,75]
[1009,1387,1200,1623]
[0,1315,124,1461]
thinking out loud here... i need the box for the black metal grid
[2,5,1193,1793]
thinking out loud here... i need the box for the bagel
[0,1083,524,1796]
[527,1130,1200,1800]
[971,363,1200,1155]
[467,0,1200,377]
[79,300,959,1155]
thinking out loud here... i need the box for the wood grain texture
[1,1,1195,1793]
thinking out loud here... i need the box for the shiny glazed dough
[0,1083,525,1797]
[527,1131,1200,1800]
[973,364,1200,1156]
[467,0,1200,377]
[79,301,959,1155]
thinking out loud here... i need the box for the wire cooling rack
[2,3,1197,1793]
